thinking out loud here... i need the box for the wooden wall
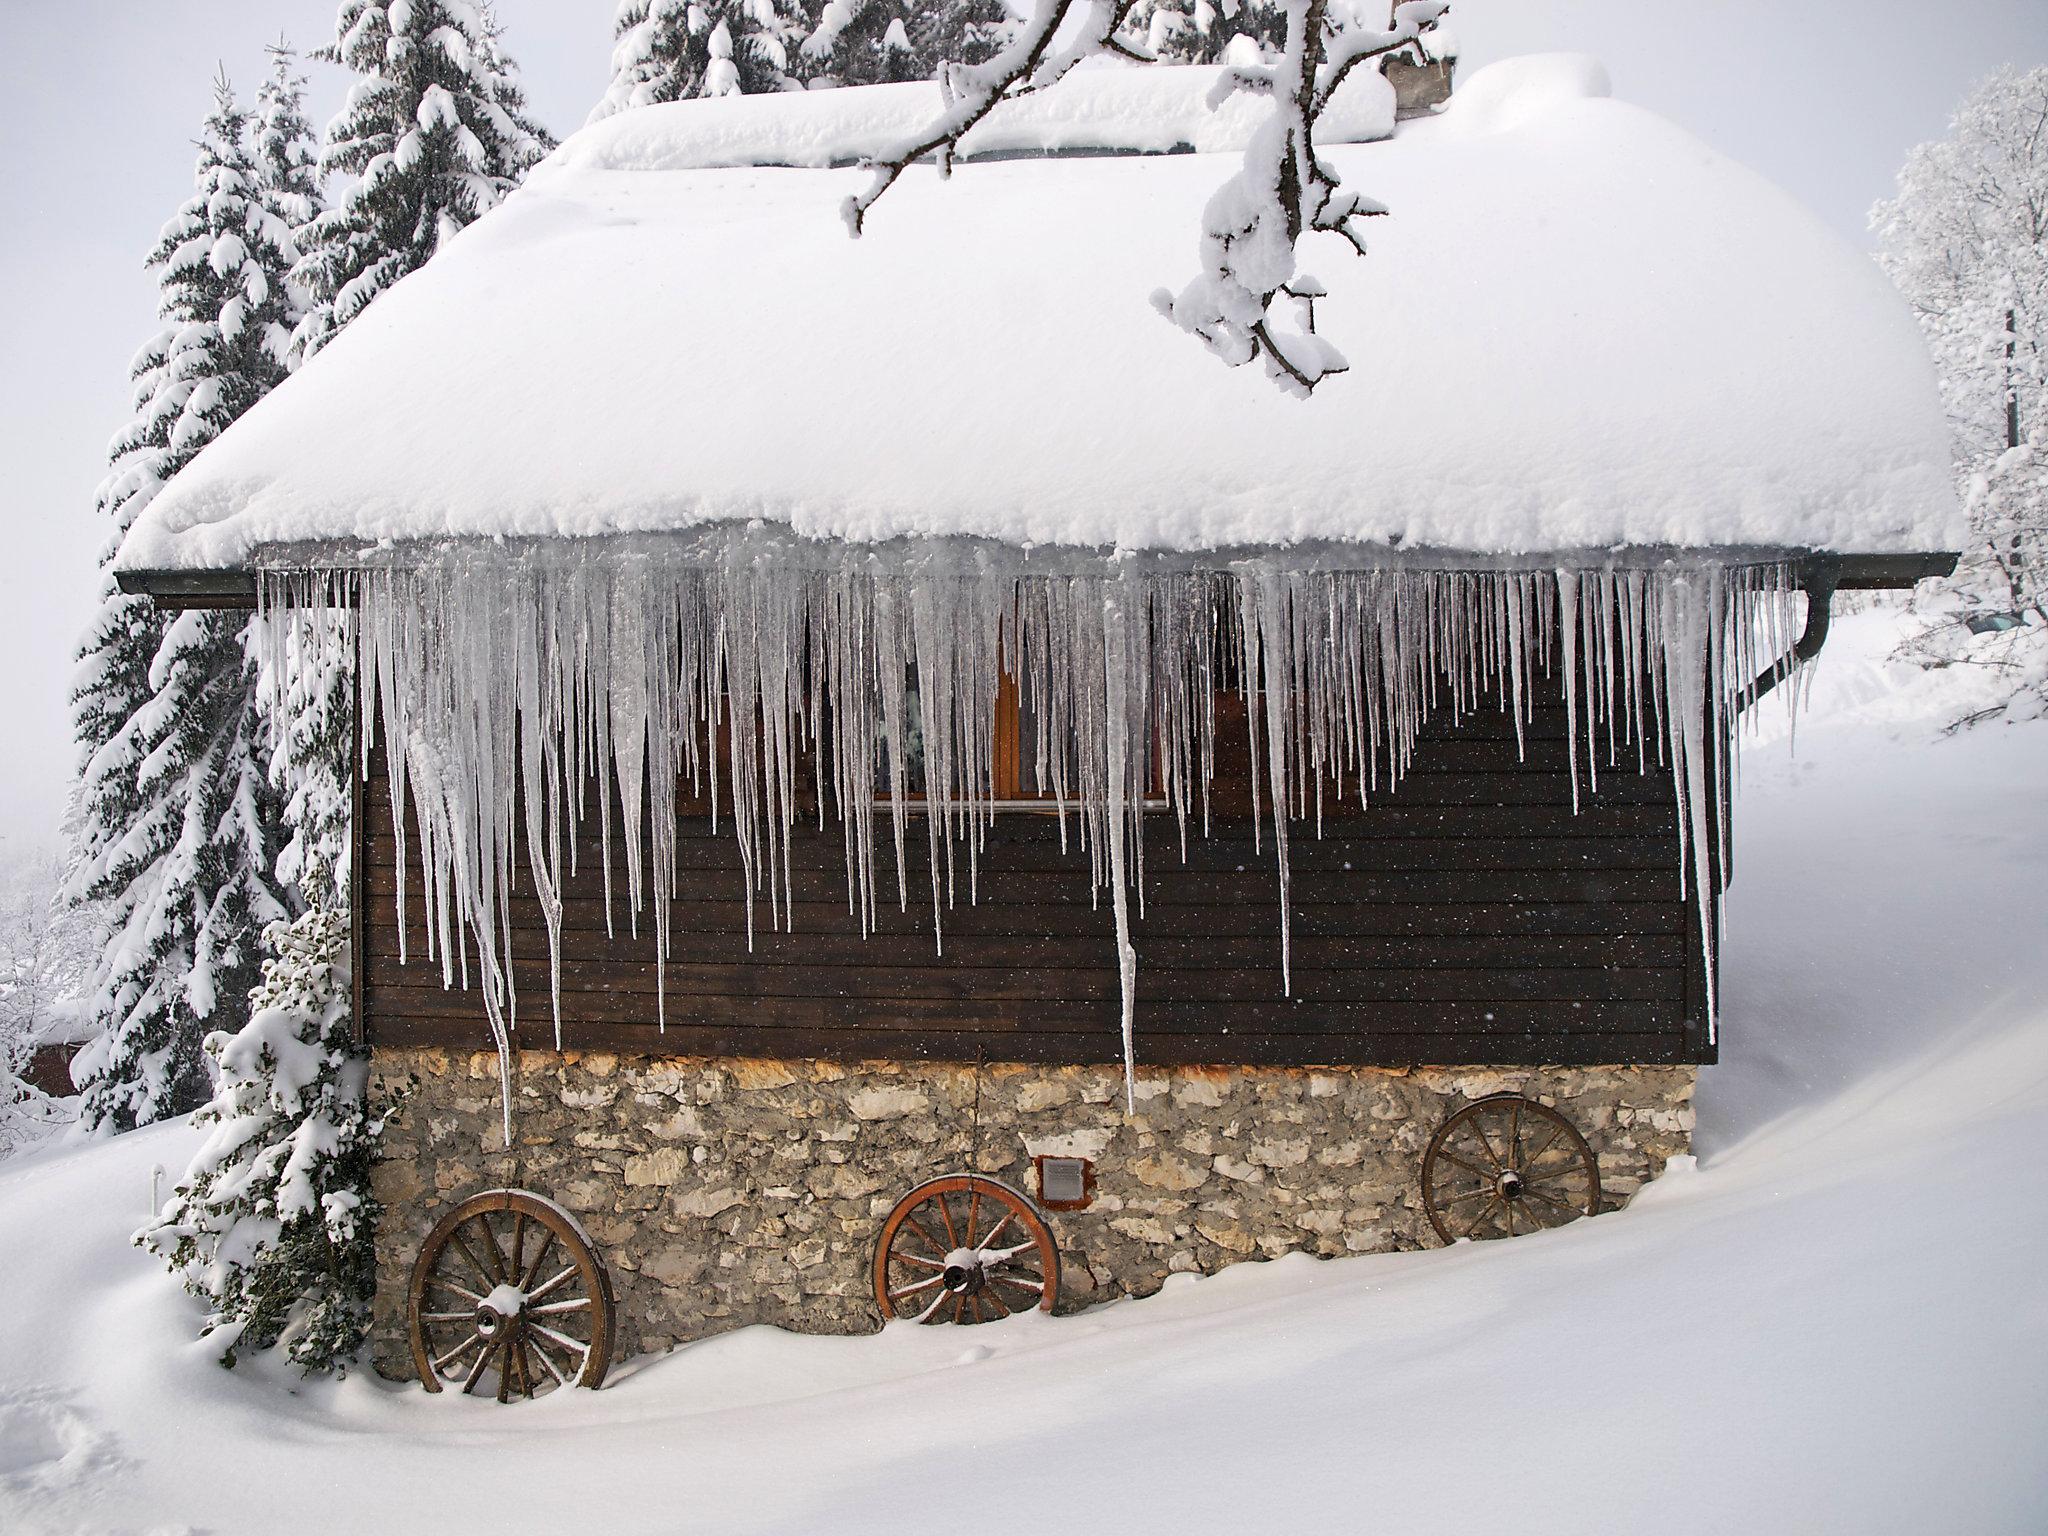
[360,692,1713,1068]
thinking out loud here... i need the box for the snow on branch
[844,0,1449,396]
[840,0,1145,236]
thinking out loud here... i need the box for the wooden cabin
[116,56,1958,1387]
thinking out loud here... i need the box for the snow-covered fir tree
[249,46,356,902]
[70,78,299,1134]
[293,1,553,359]
[137,892,405,1371]
[589,0,811,119]
[255,607,356,910]
[252,44,324,254]
[1873,64,2048,723]
[1122,0,1286,65]
[799,0,1013,88]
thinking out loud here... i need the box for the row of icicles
[255,550,1809,1142]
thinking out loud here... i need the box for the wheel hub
[1496,1169,1526,1202]
[475,1282,529,1339]
[941,1248,987,1296]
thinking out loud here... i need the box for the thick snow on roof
[117,55,1960,574]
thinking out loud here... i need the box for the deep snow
[117,57,1958,572]
[2,607,2044,1536]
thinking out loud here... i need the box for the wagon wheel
[874,1174,1060,1324]
[407,1188,617,1400]
[1421,1095,1602,1245]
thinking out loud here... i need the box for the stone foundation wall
[368,1049,1693,1376]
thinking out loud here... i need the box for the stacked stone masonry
[368,1048,1695,1375]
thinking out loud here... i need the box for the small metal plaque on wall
[1034,1155,1095,1211]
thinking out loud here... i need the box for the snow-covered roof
[115,55,1961,575]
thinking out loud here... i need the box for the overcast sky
[1,1,2044,850]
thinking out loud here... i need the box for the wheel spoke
[935,1195,961,1249]
[1519,1121,1565,1170]
[526,1264,581,1305]
[477,1216,511,1284]
[966,1188,982,1253]
[1521,1185,1584,1220]
[889,1275,944,1300]
[990,1273,1044,1296]
[1464,1117,1503,1170]
[1459,1200,1500,1240]
[519,1228,558,1291]
[1433,1186,1493,1207]
[890,1250,945,1271]
[976,1211,1015,1255]
[1434,1149,1491,1181]
[421,1310,474,1323]
[528,1320,594,1364]
[427,1273,486,1305]
[432,1332,486,1374]
[462,1336,496,1394]
[528,1334,572,1387]
[1508,1099,1524,1169]
[509,1211,528,1284]
[450,1232,497,1289]
[530,1297,592,1317]
[899,1214,945,1259]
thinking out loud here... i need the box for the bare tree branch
[844,0,1450,396]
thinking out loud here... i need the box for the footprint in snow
[0,1385,122,1498]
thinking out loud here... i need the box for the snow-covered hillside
[2,608,2043,1536]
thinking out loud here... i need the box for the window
[874,669,1162,808]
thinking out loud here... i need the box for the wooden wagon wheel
[407,1188,617,1400]
[873,1174,1060,1324]
[1421,1094,1602,1245]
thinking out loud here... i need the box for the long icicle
[259,549,1807,1144]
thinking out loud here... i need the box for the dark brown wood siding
[359,692,1714,1067]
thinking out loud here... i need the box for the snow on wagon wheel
[873,1174,1060,1324]
[1421,1094,1602,1244]
[407,1188,617,1400]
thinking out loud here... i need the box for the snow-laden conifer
[293,1,554,359]
[1123,0,1285,65]
[248,46,356,904]
[589,0,810,120]
[1874,64,2048,723]
[137,892,406,1371]
[71,78,298,1134]
[799,0,1012,89]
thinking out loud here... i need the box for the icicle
[259,545,1808,1142]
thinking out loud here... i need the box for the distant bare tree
[1874,65,2048,725]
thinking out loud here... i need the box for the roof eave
[114,549,1962,612]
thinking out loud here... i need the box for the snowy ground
[2,608,2044,1536]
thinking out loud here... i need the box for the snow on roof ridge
[112,53,1962,574]
[540,60,1400,179]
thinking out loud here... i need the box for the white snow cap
[117,56,1961,573]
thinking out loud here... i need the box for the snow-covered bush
[137,895,408,1372]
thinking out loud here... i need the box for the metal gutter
[114,549,1961,612]
[1738,551,1957,712]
